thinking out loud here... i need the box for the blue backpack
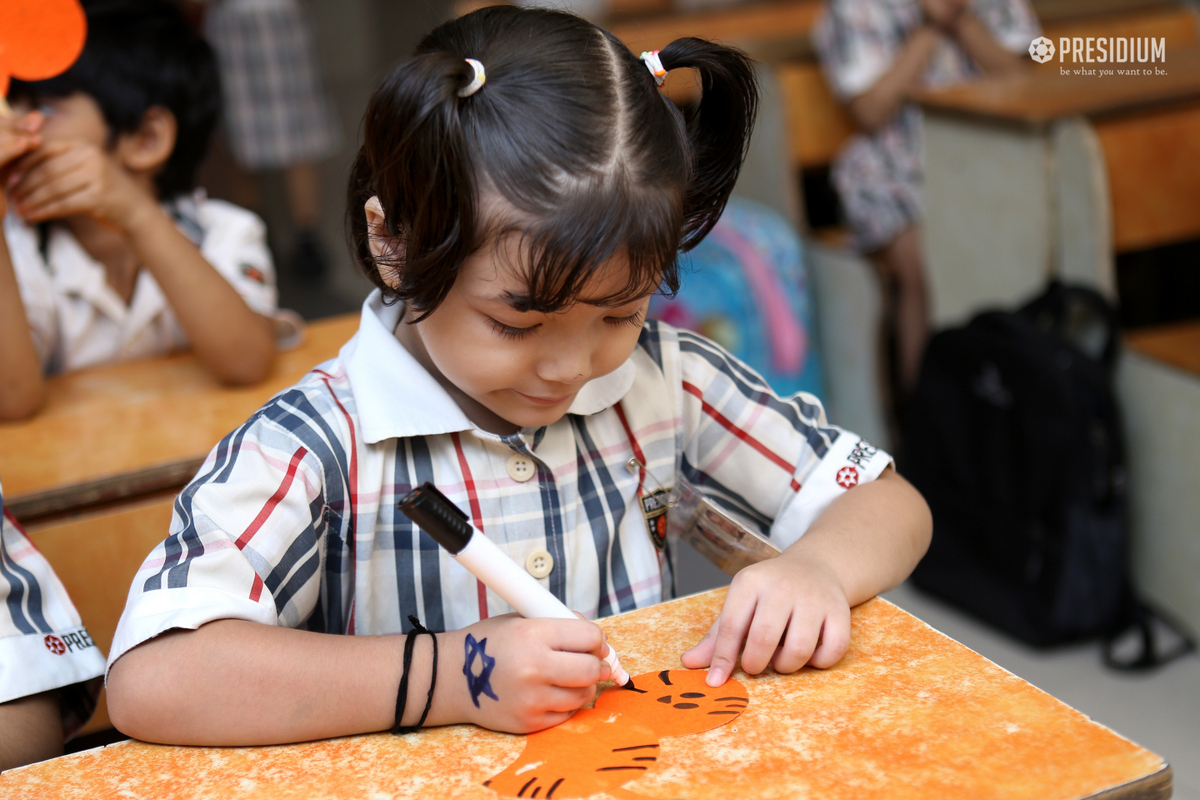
[649,197,824,399]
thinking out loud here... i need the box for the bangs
[484,182,684,313]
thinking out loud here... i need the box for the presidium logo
[1029,36,1055,63]
[1029,34,1168,75]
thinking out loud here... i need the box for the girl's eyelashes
[489,318,540,341]
[605,310,646,329]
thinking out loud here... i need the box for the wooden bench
[0,313,360,734]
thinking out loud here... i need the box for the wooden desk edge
[1083,763,1172,800]
[7,458,203,522]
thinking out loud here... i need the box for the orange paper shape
[484,669,748,799]
[0,0,87,97]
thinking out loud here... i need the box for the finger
[544,651,611,689]
[10,140,76,176]
[680,617,720,669]
[704,591,758,687]
[545,618,606,657]
[16,185,95,224]
[807,606,852,669]
[738,602,793,675]
[539,683,597,714]
[15,174,90,214]
[771,607,823,674]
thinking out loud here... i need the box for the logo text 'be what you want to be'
[1029,35,1168,76]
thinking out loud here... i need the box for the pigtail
[656,39,758,250]
[346,53,482,312]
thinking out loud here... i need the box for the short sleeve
[675,330,892,550]
[973,0,1041,53]
[812,0,902,101]
[106,403,332,676]
[195,198,280,318]
[0,487,105,740]
[4,212,60,371]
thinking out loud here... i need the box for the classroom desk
[0,589,1170,800]
[0,313,360,734]
[916,46,1200,328]
[0,313,360,521]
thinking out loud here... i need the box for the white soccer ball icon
[1029,37,1055,63]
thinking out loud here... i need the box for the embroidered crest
[640,489,671,550]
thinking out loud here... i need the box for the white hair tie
[640,50,667,87]
[458,58,486,98]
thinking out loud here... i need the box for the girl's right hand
[441,614,612,734]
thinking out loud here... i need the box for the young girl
[106,6,931,746]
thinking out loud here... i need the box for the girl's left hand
[680,551,852,687]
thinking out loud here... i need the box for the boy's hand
[9,139,155,229]
[442,614,612,734]
[919,0,969,33]
[0,112,44,216]
[680,551,852,687]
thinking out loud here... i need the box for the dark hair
[347,5,757,317]
[8,0,221,200]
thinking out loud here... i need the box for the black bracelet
[393,615,438,734]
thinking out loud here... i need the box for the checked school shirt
[109,291,891,669]
[1,481,106,739]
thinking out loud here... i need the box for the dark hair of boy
[7,0,221,201]
[346,5,758,319]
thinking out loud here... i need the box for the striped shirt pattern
[1,483,105,738]
[110,292,890,668]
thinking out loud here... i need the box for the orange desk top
[1,589,1168,800]
[0,313,360,520]
[917,46,1200,126]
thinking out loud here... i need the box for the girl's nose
[537,344,592,386]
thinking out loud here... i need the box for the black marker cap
[397,482,474,555]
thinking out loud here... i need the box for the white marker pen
[398,482,633,688]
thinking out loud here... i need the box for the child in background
[813,0,1038,396]
[0,479,106,772]
[0,0,283,421]
[106,6,931,746]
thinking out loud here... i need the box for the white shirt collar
[345,290,637,444]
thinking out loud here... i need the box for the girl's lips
[516,391,572,406]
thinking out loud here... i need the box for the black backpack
[899,281,1192,667]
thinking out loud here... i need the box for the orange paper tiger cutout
[484,669,748,799]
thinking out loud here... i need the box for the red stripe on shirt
[451,432,490,620]
[249,574,264,603]
[613,402,646,490]
[682,381,796,475]
[236,446,308,551]
[321,375,360,634]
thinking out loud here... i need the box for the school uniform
[108,290,891,671]
[0,483,105,739]
[812,0,1040,252]
[5,194,279,375]
[204,0,339,171]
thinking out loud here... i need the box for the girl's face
[392,231,652,435]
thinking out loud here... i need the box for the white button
[525,549,554,578]
[506,454,536,482]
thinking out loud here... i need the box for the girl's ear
[365,195,403,289]
[115,106,177,174]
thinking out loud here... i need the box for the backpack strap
[1102,599,1196,671]
[1019,280,1122,371]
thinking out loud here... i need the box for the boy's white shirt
[4,195,278,375]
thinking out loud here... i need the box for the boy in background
[0,0,285,421]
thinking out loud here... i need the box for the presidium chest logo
[837,439,879,490]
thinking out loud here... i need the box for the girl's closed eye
[605,309,646,329]
[489,318,540,340]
